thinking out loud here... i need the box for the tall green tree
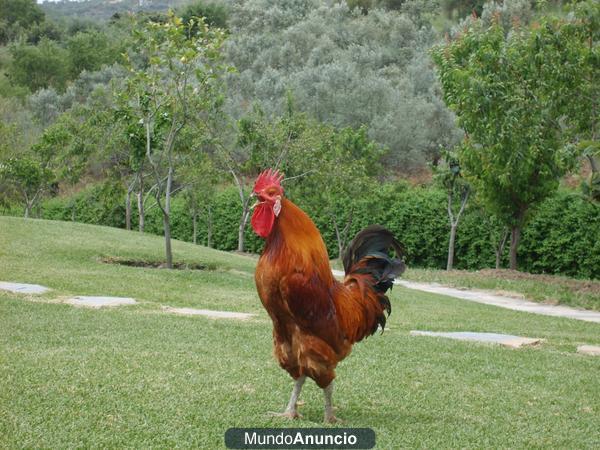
[432,11,592,269]
[121,12,228,268]
[288,125,384,259]
[217,106,303,253]
[569,0,599,202]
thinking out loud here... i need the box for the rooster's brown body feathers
[255,198,404,388]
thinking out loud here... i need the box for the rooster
[251,169,405,423]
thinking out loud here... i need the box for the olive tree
[226,1,461,171]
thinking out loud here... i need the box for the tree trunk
[332,211,353,261]
[446,188,469,271]
[231,169,251,253]
[495,228,509,269]
[125,189,132,230]
[509,225,521,270]
[192,211,198,245]
[238,206,250,253]
[333,218,344,260]
[589,154,599,174]
[447,224,457,271]
[71,200,76,222]
[163,213,173,269]
[163,167,173,268]
[207,206,213,248]
[24,203,31,218]
[137,191,145,232]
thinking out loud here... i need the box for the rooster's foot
[268,410,302,420]
[324,413,343,424]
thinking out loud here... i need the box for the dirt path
[331,270,600,324]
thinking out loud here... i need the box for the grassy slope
[1,216,599,448]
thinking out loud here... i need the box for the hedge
[36,181,600,279]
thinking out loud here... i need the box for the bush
[520,190,600,279]
[36,182,600,279]
[42,181,125,227]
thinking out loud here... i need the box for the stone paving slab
[577,345,600,356]
[66,296,137,308]
[162,306,255,320]
[332,270,600,324]
[0,282,50,294]
[410,330,544,348]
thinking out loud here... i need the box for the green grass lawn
[1,216,599,448]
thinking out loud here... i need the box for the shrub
[520,190,600,279]
[36,182,600,279]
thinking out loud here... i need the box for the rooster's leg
[323,382,340,423]
[269,375,306,419]
[285,375,306,415]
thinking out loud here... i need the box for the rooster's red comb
[254,168,284,193]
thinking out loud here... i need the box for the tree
[8,38,71,92]
[181,154,218,246]
[433,148,470,270]
[121,12,228,267]
[0,157,53,217]
[66,30,112,78]
[179,1,229,30]
[432,12,591,270]
[31,109,96,220]
[0,0,44,44]
[226,1,460,171]
[216,107,299,253]
[288,125,384,259]
[113,103,156,232]
[569,1,599,203]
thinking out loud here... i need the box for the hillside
[41,0,195,21]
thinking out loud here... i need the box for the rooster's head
[251,168,284,238]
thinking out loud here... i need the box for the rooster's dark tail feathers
[342,225,405,333]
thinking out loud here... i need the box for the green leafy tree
[8,38,71,92]
[432,11,592,270]
[179,1,229,30]
[217,106,303,253]
[31,109,97,220]
[0,0,44,44]
[569,1,599,202]
[0,157,53,217]
[180,154,219,246]
[113,103,158,232]
[121,12,228,268]
[66,30,112,78]
[288,125,384,259]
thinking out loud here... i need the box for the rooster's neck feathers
[265,198,333,281]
